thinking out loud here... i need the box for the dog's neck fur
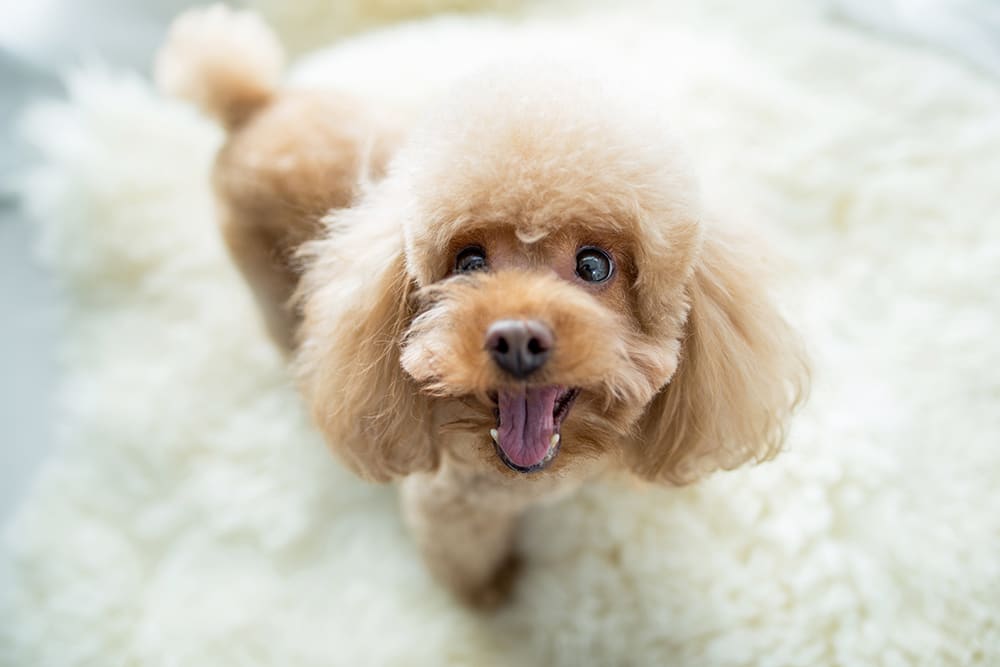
[399,421,609,605]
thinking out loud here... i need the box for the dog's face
[400,210,693,477]
[401,228,678,474]
[296,70,807,485]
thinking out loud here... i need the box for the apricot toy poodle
[157,6,808,606]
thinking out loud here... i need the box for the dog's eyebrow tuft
[515,227,549,244]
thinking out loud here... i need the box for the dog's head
[296,69,807,484]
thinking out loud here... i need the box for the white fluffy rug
[4,1,1000,665]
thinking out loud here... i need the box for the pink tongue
[496,386,560,468]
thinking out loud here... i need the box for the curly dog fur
[157,5,808,606]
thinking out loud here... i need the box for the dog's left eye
[455,246,488,273]
[575,247,614,283]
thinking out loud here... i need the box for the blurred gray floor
[0,52,60,522]
[0,207,59,521]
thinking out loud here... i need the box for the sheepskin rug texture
[4,1,1000,665]
[246,0,523,54]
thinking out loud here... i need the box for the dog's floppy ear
[295,199,436,483]
[628,224,808,484]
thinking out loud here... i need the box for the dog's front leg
[400,470,525,608]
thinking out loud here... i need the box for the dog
[157,6,808,607]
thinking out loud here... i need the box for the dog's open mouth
[489,386,579,473]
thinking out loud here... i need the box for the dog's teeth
[550,433,560,448]
[490,428,499,443]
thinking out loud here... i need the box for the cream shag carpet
[3,1,999,665]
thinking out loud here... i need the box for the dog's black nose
[485,319,553,379]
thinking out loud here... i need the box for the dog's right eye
[455,246,488,274]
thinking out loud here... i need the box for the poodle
[157,6,808,606]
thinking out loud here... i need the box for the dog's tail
[155,5,284,130]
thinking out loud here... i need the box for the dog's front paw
[458,552,523,610]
